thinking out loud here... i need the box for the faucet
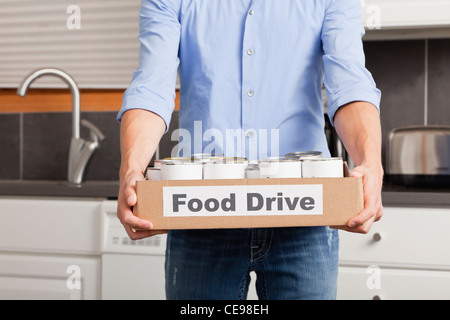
[17,68,105,185]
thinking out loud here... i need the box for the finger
[348,206,374,227]
[117,197,153,229]
[127,193,136,207]
[124,225,167,240]
[338,214,376,234]
[350,167,364,178]
[123,185,137,207]
[123,209,153,230]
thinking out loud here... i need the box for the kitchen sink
[0,180,119,199]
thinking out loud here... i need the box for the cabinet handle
[372,233,382,242]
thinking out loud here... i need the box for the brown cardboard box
[134,164,363,230]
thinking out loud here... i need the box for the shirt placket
[241,3,260,159]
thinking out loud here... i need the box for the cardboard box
[134,164,363,230]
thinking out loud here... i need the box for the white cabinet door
[338,266,450,300]
[0,253,100,300]
[0,197,102,254]
[339,207,450,268]
[362,0,450,29]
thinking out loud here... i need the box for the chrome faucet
[17,68,105,185]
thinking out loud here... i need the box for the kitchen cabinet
[0,253,100,300]
[337,206,450,300]
[0,197,103,300]
[362,0,450,29]
[361,0,450,40]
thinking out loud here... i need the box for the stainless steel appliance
[388,125,450,187]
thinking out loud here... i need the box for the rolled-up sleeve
[322,0,381,126]
[117,0,180,131]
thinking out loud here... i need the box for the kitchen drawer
[339,207,450,268]
[0,252,100,300]
[337,266,450,300]
[0,197,102,254]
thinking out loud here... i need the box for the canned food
[189,153,223,163]
[301,157,343,178]
[146,167,161,181]
[207,157,248,164]
[285,151,322,159]
[155,157,192,168]
[159,159,203,180]
[258,157,302,178]
[245,163,260,179]
[203,157,247,179]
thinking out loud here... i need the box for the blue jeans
[165,227,339,300]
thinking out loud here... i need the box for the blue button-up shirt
[118,0,381,160]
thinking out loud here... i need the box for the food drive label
[162,185,323,217]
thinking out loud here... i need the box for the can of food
[301,157,343,178]
[245,163,260,179]
[145,167,161,181]
[206,157,248,165]
[159,159,203,180]
[258,157,302,178]
[203,157,248,179]
[190,153,223,164]
[154,157,190,168]
[285,151,322,159]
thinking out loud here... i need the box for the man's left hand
[337,165,383,234]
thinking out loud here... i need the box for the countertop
[0,180,119,199]
[0,179,449,207]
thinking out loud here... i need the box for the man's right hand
[117,169,167,240]
[117,109,167,240]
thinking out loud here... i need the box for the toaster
[388,125,450,187]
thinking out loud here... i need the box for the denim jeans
[165,227,339,300]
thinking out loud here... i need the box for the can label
[162,185,323,217]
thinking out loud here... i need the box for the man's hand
[338,165,383,234]
[117,169,167,240]
[117,109,167,240]
[332,101,384,234]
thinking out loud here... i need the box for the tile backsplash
[1,38,450,181]
[0,111,179,181]
[359,38,450,169]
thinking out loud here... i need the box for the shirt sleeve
[321,0,381,126]
[117,0,180,131]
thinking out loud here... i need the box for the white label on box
[162,185,323,217]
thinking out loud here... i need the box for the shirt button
[247,48,254,55]
[247,90,254,97]
[249,9,255,15]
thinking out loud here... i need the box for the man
[117,0,383,299]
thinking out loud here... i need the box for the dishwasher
[101,200,258,300]
[101,200,166,300]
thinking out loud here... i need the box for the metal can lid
[189,153,224,163]
[301,157,342,162]
[190,153,223,159]
[285,151,322,159]
[208,156,248,164]
[159,157,197,165]
[245,163,259,171]
[259,156,300,164]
